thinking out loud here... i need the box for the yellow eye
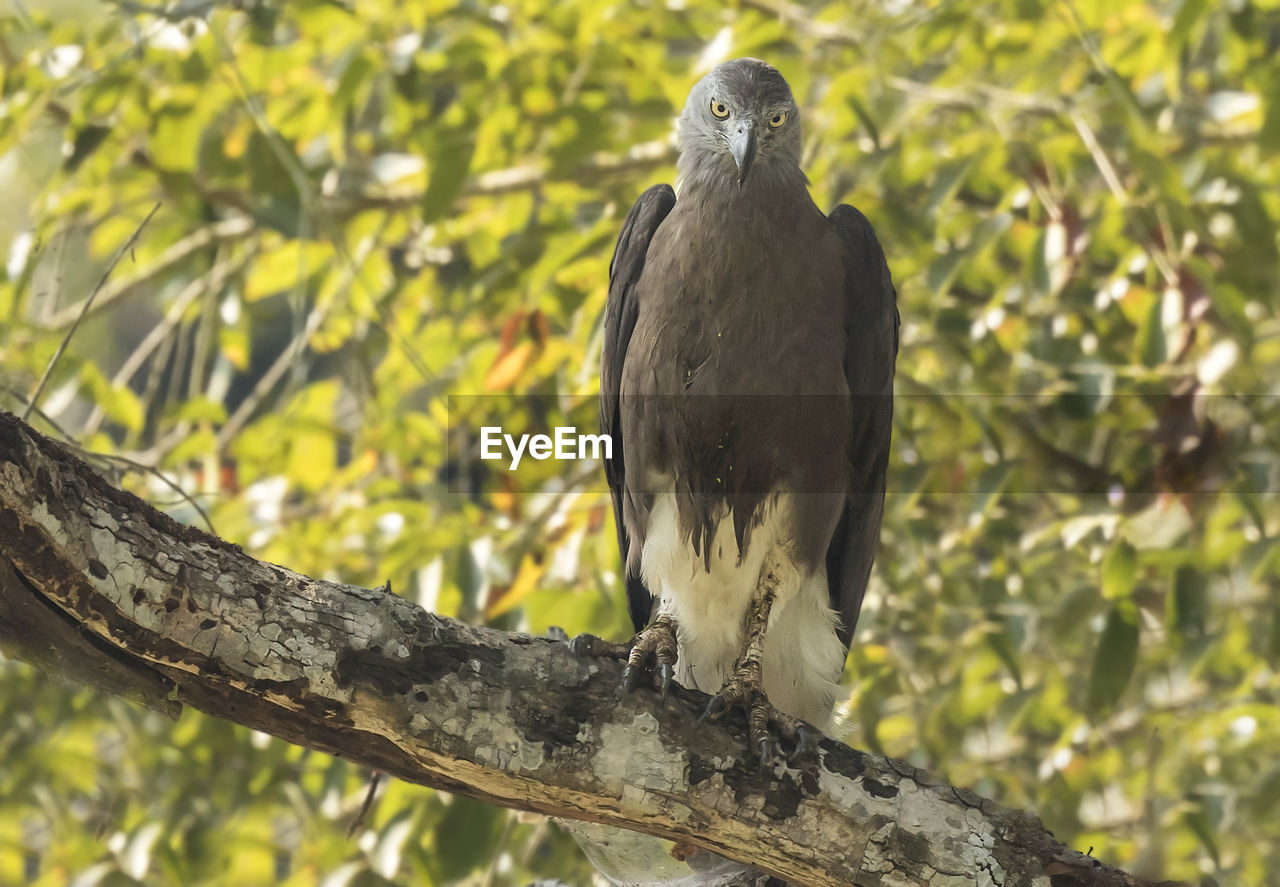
[768,112,787,128]
[710,100,729,119]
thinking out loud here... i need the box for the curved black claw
[704,667,816,767]
[758,737,783,771]
[657,662,676,700]
[788,723,821,765]
[700,692,730,723]
[616,614,679,700]
[617,662,645,698]
[617,662,658,701]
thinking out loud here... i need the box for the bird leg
[617,613,680,699]
[702,569,814,765]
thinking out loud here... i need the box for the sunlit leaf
[1100,539,1137,600]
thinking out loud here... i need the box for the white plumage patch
[638,490,846,727]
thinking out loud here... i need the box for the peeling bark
[0,410,1175,887]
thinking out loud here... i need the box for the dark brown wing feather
[825,204,899,648]
[602,184,677,632]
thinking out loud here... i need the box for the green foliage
[1,0,1279,884]
[1085,601,1140,715]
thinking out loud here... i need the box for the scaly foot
[702,658,818,766]
[617,613,679,700]
[700,583,819,766]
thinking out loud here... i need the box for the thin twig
[214,231,381,452]
[1,385,77,442]
[1069,113,1178,288]
[211,24,316,401]
[82,250,253,437]
[1069,112,1127,205]
[2,384,215,533]
[42,215,253,330]
[739,0,859,44]
[315,215,438,389]
[80,450,217,534]
[346,772,382,838]
[111,0,219,22]
[309,138,677,217]
[886,76,1067,115]
[186,250,225,402]
[1059,3,1181,288]
[988,114,1062,222]
[23,203,161,422]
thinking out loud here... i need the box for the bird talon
[615,615,681,701]
[567,633,592,658]
[703,694,730,721]
[789,724,820,764]
[620,664,643,693]
[706,667,822,765]
[758,737,782,769]
[658,662,675,699]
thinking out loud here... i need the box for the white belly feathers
[638,487,847,727]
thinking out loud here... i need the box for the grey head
[677,58,804,193]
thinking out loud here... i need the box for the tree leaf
[1086,602,1140,715]
[1101,539,1138,600]
[1137,296,1167,367]
[1168,565,1208,639]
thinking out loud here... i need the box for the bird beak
[729,124,758,188]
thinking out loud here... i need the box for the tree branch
[42,215,255,331]
[0,409,1174,887]
[313,138,678,217]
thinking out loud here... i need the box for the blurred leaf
[1184,803,1221,867]
[1100,540,1138,600]
[927,156,975,217]
[1168,565,1208,639]
[1137,295,1167,367]
[245,241,331,301]
[1086,602,1140,715]
[80,364,144,433]
[986,625,1023,689]
[152,109,200,172]
[484,342,539,391]
[1254,767,1280,817]
[422,132,476,224]
[430,798,504,883]
[1169,0,1207,47]
[485,553,546,620]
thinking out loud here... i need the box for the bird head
[677,58,802,192]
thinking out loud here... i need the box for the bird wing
[602,184,677,632]
[825,204,899,649]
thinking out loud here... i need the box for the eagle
[600,58,898,759]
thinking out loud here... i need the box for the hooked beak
[728,124,758,188]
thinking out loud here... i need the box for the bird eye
[710,100,729,119]
[768,112,787,128]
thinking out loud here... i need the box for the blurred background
[1,0,1278,884]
